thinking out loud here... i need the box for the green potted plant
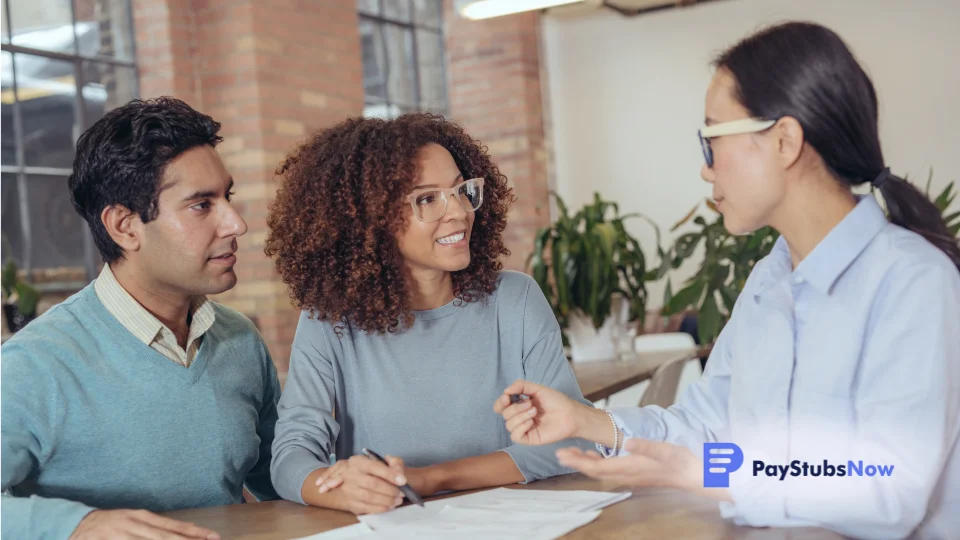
[2,259,41,333]
[528,192,659,362]
[657,200,779,345]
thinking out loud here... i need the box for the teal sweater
[1,284,281,540]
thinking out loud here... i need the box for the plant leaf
[698,291,722,345]
[552,236,571,318]
[671,204,699,232]
[15,281,40,316]
[2,260,17,298]
[933,181,954,211]
[665,280,705,314]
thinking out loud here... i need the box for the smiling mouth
[436,232,466,245]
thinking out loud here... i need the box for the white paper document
[353,488,630,538]
[362,507,601,539]
[290,522,374,539]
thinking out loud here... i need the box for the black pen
[510,394,529,404]
[361,448,425,507]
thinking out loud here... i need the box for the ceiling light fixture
[457,0,587,20]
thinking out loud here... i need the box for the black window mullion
[8,48,32,271]
[70,0,79,55]
[377,20,391,112]
[2,0,11,43]
[409,3,422,111]
[0,43,137,67]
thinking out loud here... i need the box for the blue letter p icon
[703,442,744,488]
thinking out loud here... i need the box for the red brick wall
[130,1,552,371]
[132,0,365,372]
[444,3,552,272]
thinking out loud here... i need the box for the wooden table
[165,473,841,539]
[571,348,697,402]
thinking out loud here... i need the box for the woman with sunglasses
[495,21,959,539]
[265,114,593,515]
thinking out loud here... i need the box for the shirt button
[792,275,804,285]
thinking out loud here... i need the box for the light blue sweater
[1,284,281,540]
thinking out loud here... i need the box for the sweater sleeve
[243,335,282,501]
[270,311,341,504]
[499,277,596,482]
[1,341,96,540]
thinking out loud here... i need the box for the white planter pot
[567,297,634,362]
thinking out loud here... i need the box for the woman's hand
[555,438,728,500]
[305,454,407,515]
[493,380,593,446]
[318,458,443,499]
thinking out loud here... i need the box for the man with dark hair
[1,97,280,540]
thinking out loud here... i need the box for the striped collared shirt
[93,264,215,367]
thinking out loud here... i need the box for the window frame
[1,0,139,284]
[358,0,449,118]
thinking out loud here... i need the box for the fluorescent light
[459,0,585,20]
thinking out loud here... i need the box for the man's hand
[69,509,220,540]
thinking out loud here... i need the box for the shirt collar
[755,195,888,296]
[93,264,216,346]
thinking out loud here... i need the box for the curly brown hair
[264,113,514,334]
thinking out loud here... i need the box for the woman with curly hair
[265,113,593,515]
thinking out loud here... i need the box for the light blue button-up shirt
[612,196,960,539]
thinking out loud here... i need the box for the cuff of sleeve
[497,448,531,484]
[12,496,96,540]
[274,448,328,505]
[609,406,666,441]
[61,499,97,540]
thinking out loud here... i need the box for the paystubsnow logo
[703,442,895,488]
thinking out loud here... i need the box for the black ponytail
[715,21,960,272]
[876,174,960,270]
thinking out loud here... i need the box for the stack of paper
[293,488,631,540]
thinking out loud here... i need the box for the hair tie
[872,167,891,188]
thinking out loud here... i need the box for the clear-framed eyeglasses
[698,117,777,167]
[405,178,485,223]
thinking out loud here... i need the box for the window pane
[413,0,442,28]
[364,101,400,119]
[16,54,78,169]
[416,29,446,111]
[383,24,416,107]
[81,60,136,128]
[27,175,86,269]
[2,173,25,265]
[357,0,379,15]
[359,19,387,101]
[9,0,75,54]
[1,51,18,166]
[74,0,136,60]
[383,0,411,22]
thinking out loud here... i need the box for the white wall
[542,0,960,307]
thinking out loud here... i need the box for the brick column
[132,0,365,373]
[444,3,552,272]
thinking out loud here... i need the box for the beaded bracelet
[595,409,620,459]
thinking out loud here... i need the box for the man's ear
[100,205,142,254]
